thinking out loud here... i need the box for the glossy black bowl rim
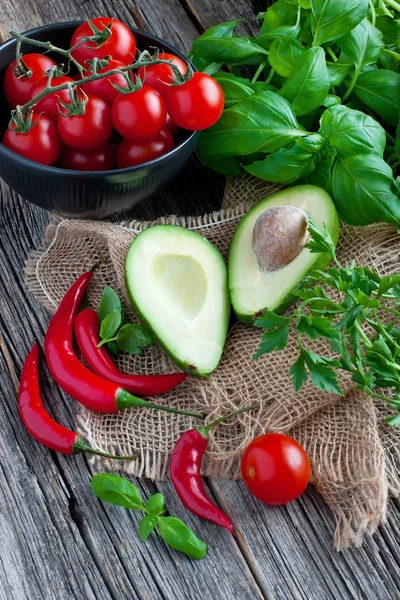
[0,20,200,178]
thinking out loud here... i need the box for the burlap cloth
[25,175,400,549]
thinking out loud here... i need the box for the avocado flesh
[125,225,230,377]
[229,185,339,323]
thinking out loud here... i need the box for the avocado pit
[252,205,309,272]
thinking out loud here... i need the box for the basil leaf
[249,81,278,92]
[91,474,144,510]
[157,517,207,560]
[259,0,301,48]
[139,515,158,542]
[311,0,368,46]
[396,122,400,159]
[99,309,122,341]
[326,62,351,86]
[116,323,153,354]
[191,36,268,66]
[320,105,386,158]
[200,153,242,175]
[98,286,122,322]
[106,341,121,355]
[280,47,330,116]
[268,36,304,77]
[197,91,306,157]
[190,54,222,73]
[295,133,325,153]
[200,19,242,39]
[332,155,400,227]
[322,95,341,108]
[302,145,337,196]
[375,16,400,71]
[244,144,315,184]
[353,69,400,126]
[213,72,254,108]
[337,19,384,73]
[145,493,165,515]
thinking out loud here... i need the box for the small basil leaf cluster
[254,218,400,426]
[97,286,154,355]
[91,474,207,560]
[191,0,400,228]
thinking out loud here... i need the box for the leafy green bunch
[254,217,400,426]
[190,0,400,228]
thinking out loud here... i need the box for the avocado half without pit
[229,185,339,323]
[125,225,230,377]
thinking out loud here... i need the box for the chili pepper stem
[116,389,204,418]
[197,405,256,438]
[72,435,138,460]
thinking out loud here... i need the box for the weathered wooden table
[1,1,400,599]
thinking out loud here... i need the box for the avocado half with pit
[125,225,230,377]
[229,185,339,323]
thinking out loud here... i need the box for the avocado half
[125,225,231,377]
[229,185,339,323]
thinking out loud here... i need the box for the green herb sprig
[91,474,207,560]
[191,0,400,228]
[97,286,154,355]
[254,218,400,426]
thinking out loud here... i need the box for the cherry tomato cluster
[2,17,224,171]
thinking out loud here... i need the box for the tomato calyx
[45,64,67,79]
[165,62,194,87]
[78,19,113,49]
[58,87,88,117]
[8,107,39,133]
[112,72,142,95]
[86,56,113,73]
[13,54,33,79]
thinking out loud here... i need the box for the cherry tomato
[164,113,181,138]
[241,433,310,505]
[80,59,130,106]
[29,75,74,122]
[3,113,60,165]
[137,53,187,97]
[116,129,174,168]
[164,72,224,131]
[71,18,136,66]
[59,143,115,171]
[4,54,57,108]
[112,85,166,141]
[58,94,113,151]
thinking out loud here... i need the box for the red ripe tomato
[29,75,74,122]
[4,54,57,108]
[112,85,166,141]
[3,113,60,165]
[137,53,187,96]
[71,18,136,66]
[59,143,115,171]
[241,433,310,505]
[164,113,180,138]
[164,72,224,131]
[57,94,113,151]
[80,59,130,106]
[116,129,174,168]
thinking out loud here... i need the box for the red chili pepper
[74,308,187,396]
[170,406,255,533]
[19,344,137,459]
[44,271,202,418]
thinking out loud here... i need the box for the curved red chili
[74,308,187,396]
[170,406,255,533]
[44,271,202,418]
[19,344,137,459]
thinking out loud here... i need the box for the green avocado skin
[124,226,231,378]
[229,186,340,323]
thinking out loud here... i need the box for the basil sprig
[91,474,207,560]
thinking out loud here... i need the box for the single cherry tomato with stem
[80,58,130,106]
[116,129,174,168]
[57,89,113,152]
[241,433,311,505]
[137,53,187,97]
[59,143,116,171]
[3,110,60,166]
[71,18,136,66]
[164,113,181,138]
[29,71,74,122]
[112,77,167,141]
[4,53,57,108]
[164,70,224,131]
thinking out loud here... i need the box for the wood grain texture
[1,0,400,599]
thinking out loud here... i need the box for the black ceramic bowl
[0,21,199,218]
